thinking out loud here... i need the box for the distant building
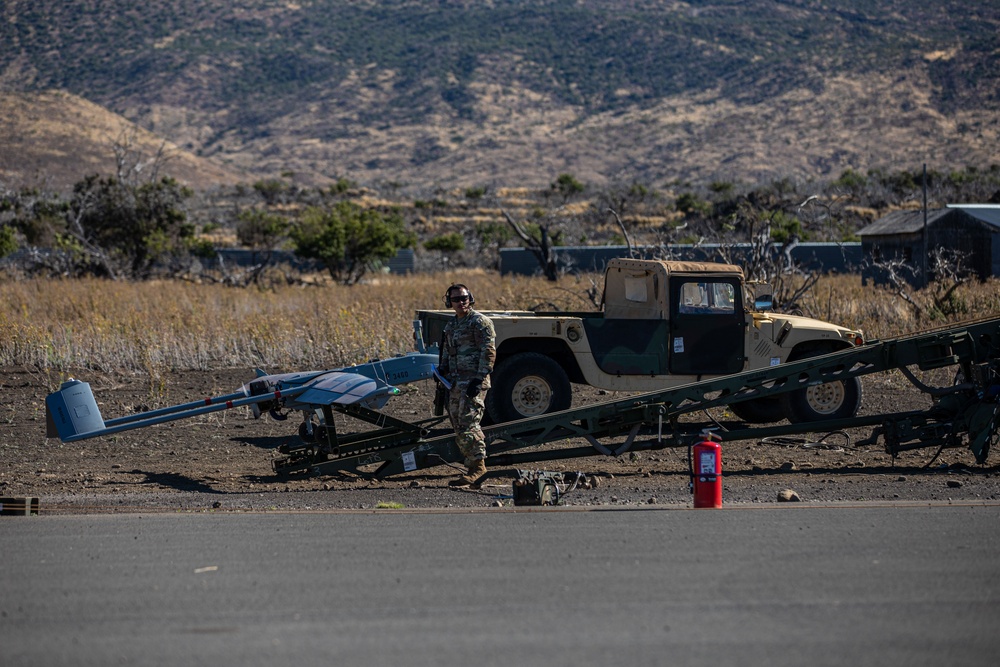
[858,204,1000,287]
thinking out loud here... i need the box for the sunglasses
[451,295,471,303]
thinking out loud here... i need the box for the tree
[237,209,289,250]
[253,178,296,205]
[500,208,562,281]
[473,221,514,270]
[11,130,200,280]
[716,199,818,314]
[867,247,970,322]
[290,201,415,284]
[1,185,73,253]
[66,173,194,279]
[423,232,465,270]
[232,208,291,284]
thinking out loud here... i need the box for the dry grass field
[2,271,998,388]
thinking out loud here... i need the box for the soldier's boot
[449,459,487,488]
[464,459,487,489]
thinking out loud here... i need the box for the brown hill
[3,64,996,196]
[2,1,997,194]
[0,90,246,192]
[225,65,989,191]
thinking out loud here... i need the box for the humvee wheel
[781,346,863,422]
[487,352,572,423]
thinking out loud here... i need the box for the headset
[444,283,475,307]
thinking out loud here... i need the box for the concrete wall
[215,248,416,274]
[499,243,863,276]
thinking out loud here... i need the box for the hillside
[0,90,245,189]
[1,0,998,193]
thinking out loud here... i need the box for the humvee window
[624,276,648,303]
[678,281,736,315]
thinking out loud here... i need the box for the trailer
[271,316,1000,479]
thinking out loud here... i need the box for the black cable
[425,452,467,473]
[760,430,852,450]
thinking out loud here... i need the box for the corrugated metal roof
[948,204,1000,228]
[857,208,949,236]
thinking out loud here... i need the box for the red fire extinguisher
[690,429,722,508]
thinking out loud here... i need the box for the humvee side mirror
[754,285,773,311]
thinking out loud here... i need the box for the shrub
[424,232,465,252]
[0,224,16,258]
[290,202,416,284]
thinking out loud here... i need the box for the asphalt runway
[2,504,998,667]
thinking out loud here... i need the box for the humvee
[415,258,864,424]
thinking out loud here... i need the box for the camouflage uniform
[440,309,496,465]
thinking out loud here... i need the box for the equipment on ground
[511,470,590,506]
[273,317,1000,479]
[512,470,562,506]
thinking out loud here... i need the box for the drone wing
[291,371,398,410]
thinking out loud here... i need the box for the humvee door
[669,277,744,374]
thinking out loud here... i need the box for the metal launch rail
[272,316,1000,479]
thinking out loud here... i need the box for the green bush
[237,209,289,250]
[253,178,292,204]
[330,178,356,195]
[769,210,808,243]
[675,192,712,217]
[424,232,465,252]
[290,201,415,285]
[0,224,17,258]
[552,173,584,201]
[833,169,867,189]
[474,221,513,247]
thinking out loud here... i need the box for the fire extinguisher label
[698,451,715,474]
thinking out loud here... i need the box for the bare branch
[500,206,558,280]
[500,208,533,244]
[607,208,634,257]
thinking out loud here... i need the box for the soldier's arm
[476,317,497,376]
[438,329,452,377]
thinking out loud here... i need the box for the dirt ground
[1,365,998,514]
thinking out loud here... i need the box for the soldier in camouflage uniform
[439,283,496,487]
